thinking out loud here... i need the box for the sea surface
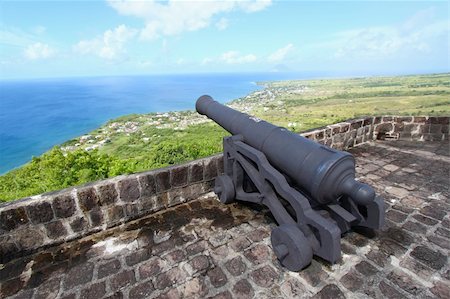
[0,72,315,174]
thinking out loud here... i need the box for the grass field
[1,73,449,202]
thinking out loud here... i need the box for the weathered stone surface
[77,187,99,211]
[171,166,188,188]
[189,162,204,183]
[70,216,87,232]
[225,256,247,276]
[187,255,209,275]
[97,183,118,205]
[129,281,154,299]
[106,206,124,224]
[138,173,157,199]
[80,282,106,299]
[204,158,218,180]
[229,236,251,252]
[27,202,54,224]
[110,270,136,291]
[340,271,363,291]
[98,259,122,279]
[15,227,44,250]
[155,170,171,193]
[431,281,450,299]
[207,267,228,288]
[312,284,345,299]
[53,194,76,218]
[126,249,151,266]
[45,220,67,239]
[155,267,187,290]
[250,265,279,287]
[64,262,94,290]
[89,208,104,227]
[232,279,254,299]
[34,277,61,299]
[354,260,378,276]
[243,243,271,265]
[118,178,140,202]
[180,277,208,298]
[139,257,166,280]
[379,281,405,299]
[280,277,308,298]
[0,207,28,231]
[410,245,447,270]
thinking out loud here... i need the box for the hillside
[1,73,449,202]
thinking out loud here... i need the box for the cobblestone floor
[1,140,449,299]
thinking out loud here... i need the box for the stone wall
[0,115,448,263]
[301,115,449,150]
[0,155,223,264]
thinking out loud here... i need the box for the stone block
[351,120,363,130]
[27,202,54,224]
[0,235,18,264]
[232,279,254,299]
[80,282,106,299]
[382,116,394,122]
[15,227,44,251]
[189,162,204,183]
[363,117,373,126]
[413,116,426,123]
[98,259,122,279]
[395,116,412,123]
[354,260,378,276]
[155,170,171,193]
[379,281,404,299]
[118,178,140,202]
[89,208,104,227]
[125,248,151,266]
[129,281,154,299]
[216,156,224,174]
[123,204,139,219]
[207,267,228,288]
[430,124,442,134]
[70,216,88,233]
[168,187,191,207]
[64,262,94,290]
[312,284,345,299]
[155,267,187,290]
[187,255,210,275]
[410,245,447,270]
[181,277,208,298]
[315,130,324,140]
[340,271,363,291]
[110,270,136,292]
[243,244,271,265]
[373,116,382,124]
[45,220,67,239]
[77,187,99,211]
[225,256,247,276]
[250,265,279,288]
[171,165,188,188]
[138,173,156,198]
[420,124,430,133]
[53,194,76,218]
[106,206,124,224]
[204,158,218,180]
[139,257,166,280]
[97,183,118,205]
[0,207,29,231]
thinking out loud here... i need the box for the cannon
[196,95,385,271]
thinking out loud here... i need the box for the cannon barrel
[196,95,375,205]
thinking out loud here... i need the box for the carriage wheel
[271,224,313,271]
[214,175,236,204]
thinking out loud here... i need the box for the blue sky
[0,0,448,79]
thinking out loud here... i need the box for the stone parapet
[1,115,448,263]
[301,115,449,150]
[0,155,223,264]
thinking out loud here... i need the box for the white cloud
[74,25,137,60]
[216,18,229,31]
[331,8,449,59]
[24,43,56,60]
[33,26,47,35]
[220,51,257,64]
[107,0,272,40]
[268,43,294,63]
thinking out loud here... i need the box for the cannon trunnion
[196,95,385,271]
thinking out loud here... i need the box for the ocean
[0,72,312,174]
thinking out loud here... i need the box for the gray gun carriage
[196,95,385,271]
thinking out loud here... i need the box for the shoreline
[2,72,450,177]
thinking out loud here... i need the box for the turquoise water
[0,72,314,174]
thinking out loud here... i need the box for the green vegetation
[1,73,449,202]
